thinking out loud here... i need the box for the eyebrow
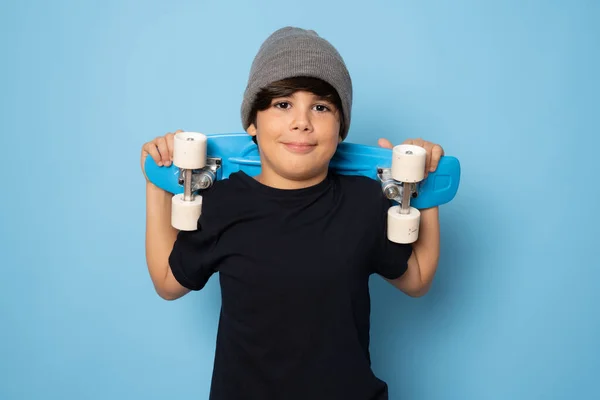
[272,94,335,105]
[311,95,336,106]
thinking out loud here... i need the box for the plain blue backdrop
[1,0,598,399]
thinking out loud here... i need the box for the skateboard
[145,132,461,243]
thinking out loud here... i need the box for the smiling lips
[282,142,317,154]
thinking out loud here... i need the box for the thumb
[378,138,394,149]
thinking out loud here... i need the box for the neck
[255,169,328,190]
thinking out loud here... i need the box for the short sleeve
[370,194,414,280]
[168,191,223,291]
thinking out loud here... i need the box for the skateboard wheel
[173,131,207,169]
[387,205,420,244]
[391,144,427,183]
[171,194,203,231]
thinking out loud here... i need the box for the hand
[378,137,444,178]
[141,129,182,181]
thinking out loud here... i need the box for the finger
[167,130,183,163]
[424,144,432,177]
[165,135,174,164]
[144,141,163,166]
[155,136,170,166]
[377,138,394,149]
[408,137,424,146]
[430,145,444,172]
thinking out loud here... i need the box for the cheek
[324,138,340,157]
[321,122,341,149]
[321,115,341,139]
[256,114,284,139]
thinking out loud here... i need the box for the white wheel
[173,131,207,169]
[391,144,427,183]
[387,205,420,244]
[171,194,203,231]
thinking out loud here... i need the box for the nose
[290,107,313,133]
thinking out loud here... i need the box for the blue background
[1,0,598,399]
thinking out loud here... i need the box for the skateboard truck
[377,145,428,244]
[170,132,214,231]
[377,167,418,211]
[177,157,221,196]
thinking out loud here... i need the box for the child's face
[247,90,342,186]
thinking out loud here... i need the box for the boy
[142,27,444,400]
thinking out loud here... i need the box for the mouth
[281,142,317,154]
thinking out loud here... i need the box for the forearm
[411,206,440,287]
[145,182,179,292]
[386,206,440,296]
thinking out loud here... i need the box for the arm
[145,181,191,300]
[376,137,443,297]
[386,206,440,297]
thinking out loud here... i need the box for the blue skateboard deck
[145,133,460,209]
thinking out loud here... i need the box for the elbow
[154,285,183,301]
[157,291,179,301]
[149,266,189,301]
[405,281,432,298]
[409,289,429,298]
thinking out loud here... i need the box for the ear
[247,123,257,137]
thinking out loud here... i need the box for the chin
[279,163,328,181]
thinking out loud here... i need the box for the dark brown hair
[248,77,345,144]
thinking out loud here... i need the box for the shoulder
[202,171,250,197]
[333,173,384,201]
[334,173,379,188]
[335,175,392,213]
[196,171,244,212]
[198,171,259,219]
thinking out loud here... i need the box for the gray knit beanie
[241,27,353,140]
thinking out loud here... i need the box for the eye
[314,104,330,112]
[274,102,291,109]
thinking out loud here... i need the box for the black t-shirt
[169,170,412,400]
